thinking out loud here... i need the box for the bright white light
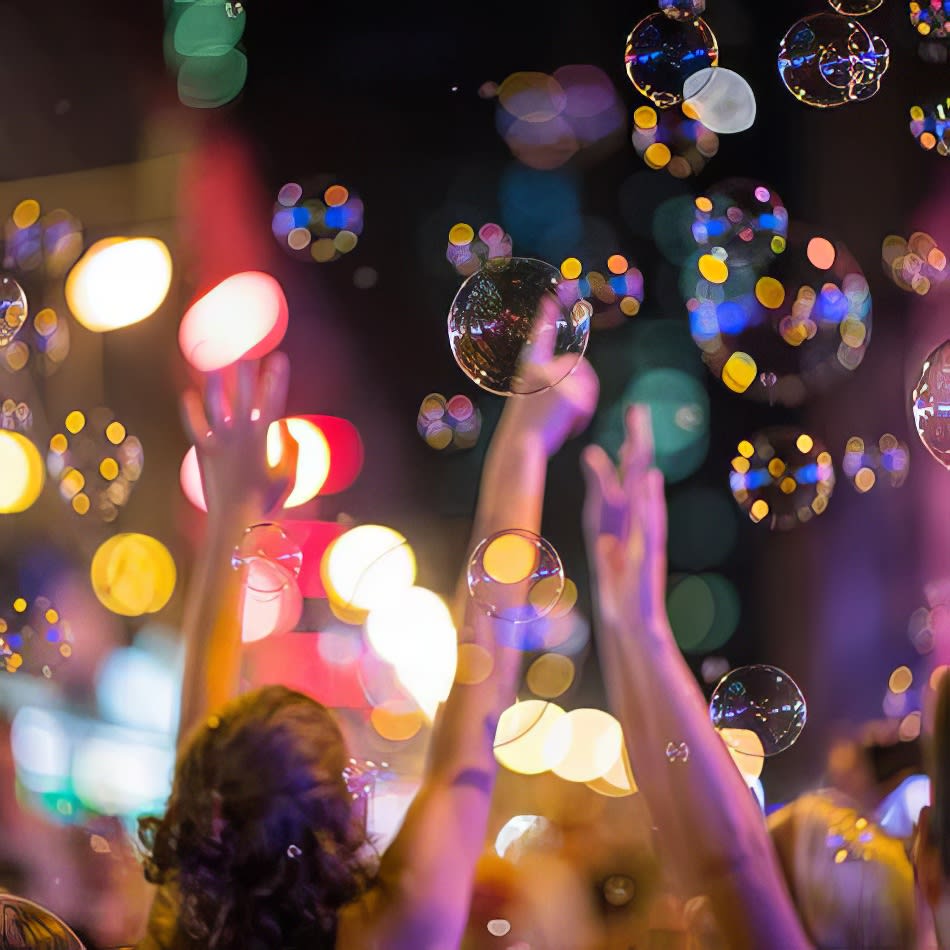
[73,733,174,815]
[683,67,756,134]
[495,814,549,858]
[96,646,180,734]
[267,417,330,507]
[543,708,623,783]
[494,700,566,775]
[11,707,71,791]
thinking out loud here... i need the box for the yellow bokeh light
[750,499,770,523]
[60,468,85,500]
[698,254,729,284]
[695,196,713,214]
[779,477,797,495]
[105,421,126,445]
[494,700,566,776]
[855,467,876,493]
[72,493,90,515]
[560,257,582,280]
[755,276,785,310]
[586,741,637,798]
[34,308,57,337]
[12,199,40,230]
[45,609,58,624]
[482,532,539,585]
[266,417,330,508]
[888,665,913,694]
[644,142,671,170]
[767,458,786,478]
[448,223,475,247]
[732,456,750,474]
[0,432,44,514]
[321,525,416,623]
[544,708,624,784]
[371,702,424,742]
[65,411,85,434]
[49,433,68,455]
[719,728,764,779]
[796,434,814,454]
[99,458,119,481]
[456,643,494,686]
[722,352,757,393]
[13,598,26,613]
[633,106,657,130]
[66,237,173,332]
[526,653,575,699]
[549,578,578,619]
[738,440,755,459]
[620,296,640,317]
[90,533,176,617]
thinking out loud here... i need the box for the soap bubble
[468,529,564,625]
[829,0,883,12]
[232,523,303,585]
[842,434,910,491]
[665,741,690,762]
[883,232,948,293]
[447,257,591,396]
[272,179,364,263]
[625,13,719,109]
[710,664,807,756]
[690,179,788,269]
[682,68,756,134]
[687,222,871,407]
[562,254,645,330]
[778,14,889,109]
[729,428,835,530]
[0,277,27,346]
[660,0,705,19]
[911,340,950,469]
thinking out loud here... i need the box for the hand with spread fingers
[181,352,299,519]
[581,404,667,633]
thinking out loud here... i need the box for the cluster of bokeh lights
[416,393,481,451]
[883,232,947,293]
[842,435,910,492]
[631,105,719,178]
[273,182,364,263]
[909,99,950,156]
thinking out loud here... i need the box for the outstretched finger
[581,443,627,539]
[619,404,655,488]
[258,351,291,424]
[204,370,231,430]
[234,359,258,423]
[181,389,210,446]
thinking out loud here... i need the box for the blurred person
[138,342,598,949]
[580,406,810,950]
[768,792,915,948]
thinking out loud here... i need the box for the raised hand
[580,404,667,630]
[180,352,299,518]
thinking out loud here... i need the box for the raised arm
[175,354,297,745]
[339,353,598,950]
[580,406,810,950]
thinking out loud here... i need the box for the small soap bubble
[467,529,564,626]
[0,277,28,346]
[232,523,303,583]
[448,257,591,396]
[666,741,690,762]
[287,844,302,859]
[710,664,806,756]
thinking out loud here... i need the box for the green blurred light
[668,574,715,650]
[178,48,248,109]
[174,0,245,57]
[668,487,738,570]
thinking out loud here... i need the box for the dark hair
[139,686,374,949]
[930,670,950,876]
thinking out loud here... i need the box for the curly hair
[139,686,374,949]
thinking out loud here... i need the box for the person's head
[768,792,915,949]
[140,685,372,949]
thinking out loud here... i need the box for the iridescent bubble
[447,257,591,396]
[688,222,871,406]
[829,0,883,12]
[883,232,948,294]
[468,529,564,626]
[710,664,807,756]
[665,741,690,762]
[624,13,719,109]
[0,277,27,346]
[729,428,835,530]
[660,0,705,19]
[682,68,756,134]
[911,340,950,469]
[232,523,303,585]
[778,14,890,109]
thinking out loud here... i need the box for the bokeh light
[525,653,576,699]
[494,700,566,775]
[179,271,288,372]
[729,428,835,530]
[883,232,947,293]
[416,392,482,451]
[0,431,44,513]
[631,105,719,179]
[841,434,909,492]
[320,525,417,624]
[0,595,73,679]
[3,203,83,278]
[268,417,330,508]
[467,529,564,625]
[710,664,807,756]
[447,257,591,396]
[272,179,364,263]
[241,561,303,643]
[667,487,738,570]
[911,1,950,39]
[90,534,176,617]
[778,14,889,108]
[908,99,950,156]
[624,13,719,109]
[667,573,741,653]
[563,254,645,331]
[66,238,172,332]
[543,707,624,783]
[445,221,513,278]
[47,408,143,521]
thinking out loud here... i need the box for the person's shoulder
[137,883,179,950]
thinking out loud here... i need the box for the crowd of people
[4,345,950,949]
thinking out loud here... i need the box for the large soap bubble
[710,664,807,756]
[912,340,950,469]
[448,257,591,396]
[729,428,835,530]
[624,13,719,109]
[687,222,871,406]
[778,13,889,108]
